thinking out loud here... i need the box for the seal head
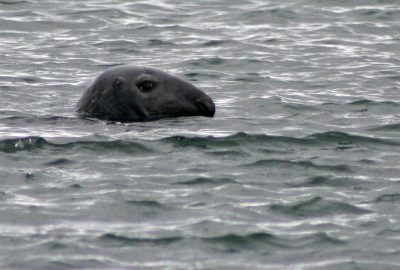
[77,65,215,122]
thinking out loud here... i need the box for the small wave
[93,40,138,47]
[368,123,400,132]
[43,158,76,167]
[42,240,69,250]
[283,102,320,112]
[0,137,47,153]
[173,177,237,186]
[163,131,400,150]
[161,134,241,148]
[184,72,220,80]
[69,184,82,189]
[123,200,173,218]
[318,99,400,115]
[287,175,362,188]
[3,131,398,155]
[0,0,28,5]
[348,99,400,107]
[375,194,400,203]
[59,8,130,17]
[345,8,400,20]
[162,132,318,149]
[243,159,352,173]
[147,39,175,46]
[201,39,230,47]
[205,231,344,252]
[305,131,400,147]
[125,200,169,209]
[0,74,40,83]
[205,232,276,251]
[70,140,153,154]
[0,0,30,6]
[270,196,371,217]
[99,231,345,252]
[0,115,85,126]
[0,191,13,200]
[99,233,182,247]
[92,40,140,53]
[24,172,36,182]
[233,73,265,83]
[187,57,227,67]
[0,136,153,154]
[242,8,299,23]
[287,232,346,247]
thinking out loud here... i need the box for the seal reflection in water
[77,65,215,122]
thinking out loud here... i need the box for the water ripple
[270,196,371,217]
[1,0,400,269]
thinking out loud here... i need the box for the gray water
[1,0,400,269]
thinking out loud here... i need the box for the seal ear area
[112,77,126,92]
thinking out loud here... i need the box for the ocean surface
[1,0,400,269]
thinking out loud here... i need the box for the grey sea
[1,0,400,269]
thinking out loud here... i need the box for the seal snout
[195,94,215,117]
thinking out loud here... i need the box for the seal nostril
[196,95,215,117]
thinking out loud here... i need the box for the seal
[77,65,215,122]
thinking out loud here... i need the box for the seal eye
[137,81,155,92]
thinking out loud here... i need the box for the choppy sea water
[1,0,400,269]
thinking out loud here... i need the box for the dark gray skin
[77,65,215,122]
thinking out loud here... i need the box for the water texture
[1,0,400,269]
